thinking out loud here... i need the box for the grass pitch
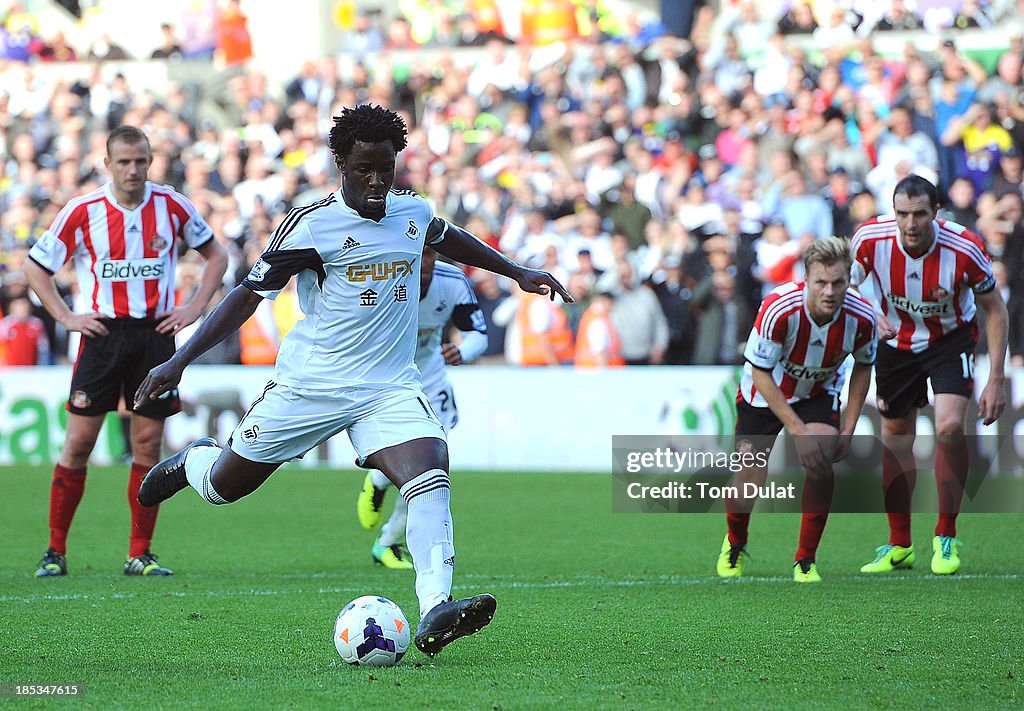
[1,466,1021,710]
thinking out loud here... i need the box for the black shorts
[68,318,181,419]
[875,325,977,419]
[734,393,841,439]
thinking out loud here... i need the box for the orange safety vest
[217,6,253,67]
[574,302,624,367]
[521,0,579,45]
[517,293,574,366]
[239,313,277,365]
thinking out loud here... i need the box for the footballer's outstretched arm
[975,287,1009,425]
[842,362,872,436]
[134,285,263,407]
[834,361,872,462]
[431,219,573,303]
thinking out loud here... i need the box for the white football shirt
[416,261,487,395]
[242,189,447,394]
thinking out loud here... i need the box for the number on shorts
[959,352,975,380]
[438,389,450,412]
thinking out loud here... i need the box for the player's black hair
[893,174,940,209]
[106,125,151,156]
[328,105,408,160]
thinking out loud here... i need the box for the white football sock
[376,496,408,548]
[370,469,390,490]
[184,445,228,505]
[400,469,454,616]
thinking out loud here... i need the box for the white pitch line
[1,573,1021,604]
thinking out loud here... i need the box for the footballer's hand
[441,343,463,366]
[877,318,898,340]
[977,379,1006,425]
[62,312,109,337]
[155,304,204,335]
[792,431,829,472]
[833,431,854,463]
[515,268,574,303]
[134,359,185,408]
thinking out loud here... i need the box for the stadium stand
[1,0,1023,367]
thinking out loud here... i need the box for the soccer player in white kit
[357,246,489,569]
[133,105,572,657]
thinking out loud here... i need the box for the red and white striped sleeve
[743,285,797,370]
[28,197,89,273]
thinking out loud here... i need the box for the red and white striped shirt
[28,182,214,320]
[738,282,877,407]
[850,216,995,353]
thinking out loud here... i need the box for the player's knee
[804,464,834,481]
[881,419,915,439]
[61,433,98,464]
[131,435,163,465]
[399,468,450,504]
[209,459,272,503]
[935,425,965,441]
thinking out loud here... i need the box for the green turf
[0,466,1021,710]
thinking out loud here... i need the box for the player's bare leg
[861,412,918,573]
[931,393,970,574]
[122,413,175,574]
[138,440,280,506]
[718,461,765,578]
[793,422,840,583]
[365,437,496,657]
[718,434,775,578]
[35,413,104,577]
[881,412,918,546]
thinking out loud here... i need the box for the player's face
[339,140,396,221]
[805,260,850,322]
[420,247,437,296]
[105,139,152,202]
[893,192,937,256]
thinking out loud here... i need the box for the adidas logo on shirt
[810,338,824,346]
[907,272,920,280]
[126,224,140,233]
[342,236,360,250]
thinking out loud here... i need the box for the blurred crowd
[2,0,1024,368]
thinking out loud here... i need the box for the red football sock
[796,474,834,561]
[726,511,751,547]
[725,467,765,547]
[935,438,968,538]
[882,446,915,547]
[48,464,87,554]
[128,463,159,558]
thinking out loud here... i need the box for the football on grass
[334,596,410,666]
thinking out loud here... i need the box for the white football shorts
[229,381,446,465]
[426,380,458,433]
